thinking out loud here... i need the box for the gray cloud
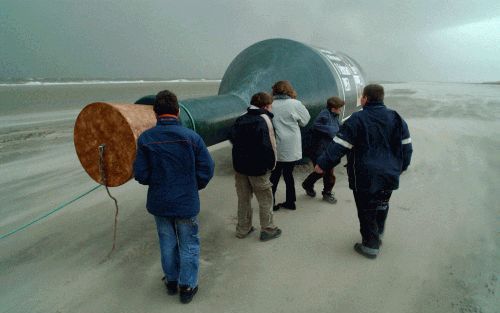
[1,0,499,82]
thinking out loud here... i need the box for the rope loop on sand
[0,185,102,240]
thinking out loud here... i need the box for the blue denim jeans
[154,215,200,288]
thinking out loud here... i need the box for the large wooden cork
[74,102,156,187]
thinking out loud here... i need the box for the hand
[314,164,324,174]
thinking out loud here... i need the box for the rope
[98,144,120,256]
[1,144,122,245]
[0,184,102,240]
[179,103,196,132]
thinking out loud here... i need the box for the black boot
[179,285,198,304]
[162,277,178,295]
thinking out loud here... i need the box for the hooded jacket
[133,117,215,218]
[317,101,413,193]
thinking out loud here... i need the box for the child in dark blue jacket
[302,97,345,204]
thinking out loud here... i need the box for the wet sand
[1,82,499,313]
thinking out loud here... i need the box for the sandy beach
[0,82,499,313]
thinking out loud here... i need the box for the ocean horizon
[0,78,222,87]
[2,78,498,87]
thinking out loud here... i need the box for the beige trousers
[235,171,276,235]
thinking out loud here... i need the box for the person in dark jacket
[315,84,413,259]
[230,92,282,241]
[133,90,215,303]
[302,96,345,204]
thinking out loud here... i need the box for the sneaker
[235,226,255,239]
[353,243,378,259]
[179,285,198,304]
[162,277,178,295]
[322,192,337,204]
[302,182,316,197]
[273,202,296,211]
[260,228,282,241]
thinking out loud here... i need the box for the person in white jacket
[270,80,311,211]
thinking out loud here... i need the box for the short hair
[326,96,345,110]
[362,84,384,102]
[250,92,273,108]
[272,80,297,99]
[154,90,179,115]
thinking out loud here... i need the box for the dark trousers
[302,162,336,193]
[270,161,296,205]
[353,190,392,249]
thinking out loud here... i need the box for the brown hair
[154,90,179,115]
[271,80,297,99]
[362,84,385,102]
[326,96,345,110]
[250,92,273,108]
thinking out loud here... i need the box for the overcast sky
[1,0,499,82]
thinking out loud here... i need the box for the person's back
[272,97,310,162]
[315,84,412,259]
[133,90,214,304]
[136,121,212,217]
[230,92,281,241]
[269,80,310,211]
[344,101,409,193]
[231,108,275,176]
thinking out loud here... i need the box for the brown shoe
[235,226,255,239]
[260,228,282,241]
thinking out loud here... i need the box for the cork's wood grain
[73,102,156,186]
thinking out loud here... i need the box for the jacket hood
[364,101,385,109]
[273,95,292,100]
[247,107,274,119]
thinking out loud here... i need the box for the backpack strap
[260,113,277,170]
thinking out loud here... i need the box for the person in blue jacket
[302,96,345,204]
[133,90,215,303]
[315,84,412,259]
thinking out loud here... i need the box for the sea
[0,79,499,233]
[0,80,220,231]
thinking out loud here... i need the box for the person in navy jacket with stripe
[315,84,412,259]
